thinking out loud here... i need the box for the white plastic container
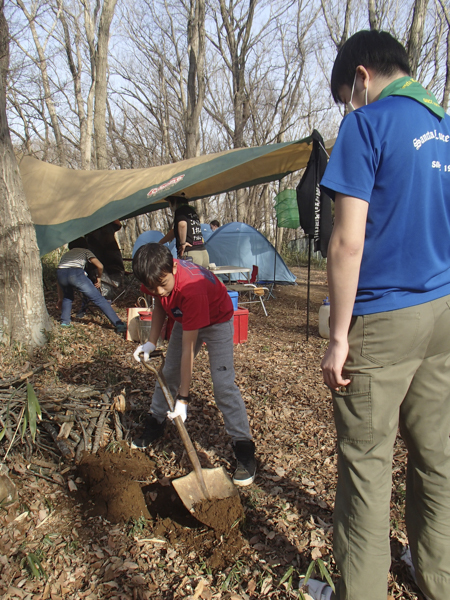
[319,297,330,339]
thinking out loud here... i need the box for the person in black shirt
[86,220,125,283]
[159,195,209,267]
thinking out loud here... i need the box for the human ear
[355,65,371,89]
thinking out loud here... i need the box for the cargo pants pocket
[333,374,372,444]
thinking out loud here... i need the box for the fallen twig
[92,411,109,454]
[41,421,74,461]
[114,411,123,441]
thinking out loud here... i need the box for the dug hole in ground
[0,267,420,599]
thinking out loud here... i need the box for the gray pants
[150,319,252,442]
[332,295,450,600]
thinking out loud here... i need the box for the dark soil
[193,496,244,534]
[76,445,156,522]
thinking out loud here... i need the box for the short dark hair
[166,195,188,209]
[68,237,88,249]
[132,243,174,289]
[210,220,220,228]
[331,30,410,103]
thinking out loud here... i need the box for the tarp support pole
[274,223,278,285]
[306,236,312,341]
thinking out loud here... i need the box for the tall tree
[207,0,257,222]
[58,0,91,169]
[438,0,450,111]
[320,0,353,50]
[14,0,67,166]
[0,0,51,348]
[407,0,430,78]
[89,0,118,170]
[186,0,206,159]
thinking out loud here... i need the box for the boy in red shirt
[131,243,256,486]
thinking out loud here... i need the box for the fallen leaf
[68,480,78,492]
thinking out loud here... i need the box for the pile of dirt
[77,445,155,522]
[194,495,244,534]
[76,446,247,571]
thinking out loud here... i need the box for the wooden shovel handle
[140,357,209,499]
[173,416,209,499]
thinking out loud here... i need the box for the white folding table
[208,265,251,282]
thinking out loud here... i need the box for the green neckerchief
[378,76,445,119]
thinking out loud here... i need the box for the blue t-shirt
[321,95,450,315]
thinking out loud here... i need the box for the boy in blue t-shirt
[304,30,450,600]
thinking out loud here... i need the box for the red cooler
[233,308,249,344]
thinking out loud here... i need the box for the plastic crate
[228,290,239,310]
[233,308,249,344]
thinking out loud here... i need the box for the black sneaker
[233,440,256,486]
[115,321,127,334]
[131,415,166,449]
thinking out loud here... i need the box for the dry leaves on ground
[0,268,423,599]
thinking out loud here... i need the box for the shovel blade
[172,466,238,515]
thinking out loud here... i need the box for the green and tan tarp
[19,135,334,257]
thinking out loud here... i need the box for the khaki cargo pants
[332,295,450,600]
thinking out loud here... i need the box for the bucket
[138,311,152,320]
[138,311,153,343]
[227,290,239,311]
[319,297,330,339]
[274,189,300,229]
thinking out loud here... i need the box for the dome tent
[201,223,213,242]
[205,222,296,284]
[132,230,176,258]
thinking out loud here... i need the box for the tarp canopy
[205,222,296,284]
[19,135,334,256]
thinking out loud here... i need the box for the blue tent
[132,231,176,258]
[201,223,213,242]
[205,222,296,284]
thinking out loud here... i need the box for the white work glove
[167,399,188,423]
[133,341,156,362]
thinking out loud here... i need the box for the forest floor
[0,266,424,600]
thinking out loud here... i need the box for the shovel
[139,350,239,520]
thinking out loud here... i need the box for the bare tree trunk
[218,0,255,149]
[186,0,205,159]
[215,0,256,222]
[320,0,352,50]
[236,188,246,223]
[80,0,98,169]
[15,0,66,166]
[444,22,450,112]
[407,0,430,78]
[59,1,90,168]
[93,0,118,170]
[186,0,206,218]
[262,185,271,239]
[0,0,51,348]
[439,0,450,111]
[368,0,381,30]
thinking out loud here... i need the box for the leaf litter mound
[0,267,422,599]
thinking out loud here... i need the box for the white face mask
[347,72,368,112]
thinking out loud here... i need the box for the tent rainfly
[19,135,334,257]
